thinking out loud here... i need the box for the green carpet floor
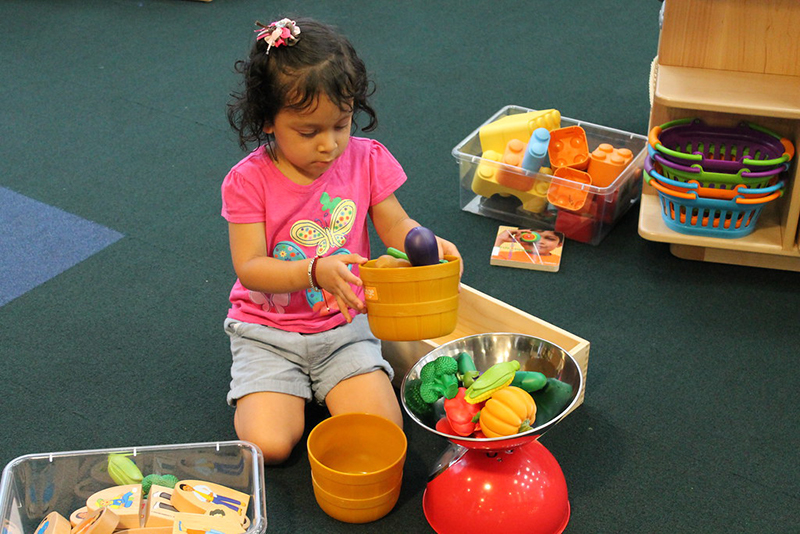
[1,1,798,532]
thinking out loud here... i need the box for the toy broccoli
[419,356,459,403]
[404,378,434,420]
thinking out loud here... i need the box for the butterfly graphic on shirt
[290,194,356,256]
[248,290,290,314]
[249,241,352,315]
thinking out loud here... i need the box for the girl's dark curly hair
[227,18,378,154]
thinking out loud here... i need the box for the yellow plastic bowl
[307,413,407,523]
[359,256,460,341]
[311,476,402,524]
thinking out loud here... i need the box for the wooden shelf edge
[638,186,800,258]
[670,243,800,271]
[654,64,800,120]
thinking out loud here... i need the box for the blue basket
[649,176,782,238]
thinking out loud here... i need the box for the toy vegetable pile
[32,455,249,534]
[405,353,574,438]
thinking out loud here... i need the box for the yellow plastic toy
[478,109,561,153]
[472,151,550,214]
[360,256,460,341]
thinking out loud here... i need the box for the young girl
[222,17,461,464]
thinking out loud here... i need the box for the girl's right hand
[315,254,369,322]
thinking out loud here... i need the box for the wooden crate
[381,283,590,411]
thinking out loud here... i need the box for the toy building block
[33,511,71,534]
[555,210,597,243]
[473,151,550,214]
[547,167,593,212]
[496,139,535,191]
[590,191,619,225]
[521,127,551,172]
[548,125,589,170]
[144,485,179,527]
[71,507,119,534]
[479,109,561,153]
[86,484,142,530]
[171,513,245,534]
[587,143,633,187]
[171,480,249,520]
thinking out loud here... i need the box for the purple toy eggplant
[404,226,439,266]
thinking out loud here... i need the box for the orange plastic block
[495,139,535,191]
[479,109,561,153]
[587,143,633,188]
[547,167,592,211]
[548,126,589,170]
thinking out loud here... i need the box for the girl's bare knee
[237,426,297,465]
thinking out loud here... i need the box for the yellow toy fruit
[478,386,537,438]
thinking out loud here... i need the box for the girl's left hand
[315,253,368,323]
[436,236,464,278]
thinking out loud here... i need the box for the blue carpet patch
[0,187,124,306]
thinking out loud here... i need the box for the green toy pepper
[531,378,574,427]
[456,352,480,388]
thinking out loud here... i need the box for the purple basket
[649,118,793,173]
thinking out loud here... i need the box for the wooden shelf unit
[640,0,800,270]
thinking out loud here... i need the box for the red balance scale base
[422,438,569,534]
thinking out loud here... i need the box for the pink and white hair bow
[255,18,301,54]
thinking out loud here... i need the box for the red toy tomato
[443,387,483,436]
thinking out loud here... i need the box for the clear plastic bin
[0,441,266,533]
[452,105,648,245]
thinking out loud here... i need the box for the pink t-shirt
[221,137,407,333]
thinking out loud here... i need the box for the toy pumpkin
[478,385,537,438]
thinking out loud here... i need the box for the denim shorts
[224,314,394,405]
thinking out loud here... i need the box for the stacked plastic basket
[646,118,794,238]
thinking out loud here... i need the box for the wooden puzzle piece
[204,505,250,528]
[33,511,71,534]
[144,485,180,528]
[115,528,173,534]
[71,507,119,534]
[170,480,248,519]
[171,513,244,534]
[86,484,142,529]
[69,506,89,527]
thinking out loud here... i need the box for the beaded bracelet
[307,255,322,291]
